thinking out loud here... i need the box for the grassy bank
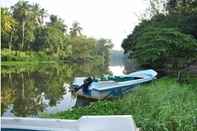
[1,49,105,65]
[1,61,60,74]
[46,77,197,131]
[1,49,56,61]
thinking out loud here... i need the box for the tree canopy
[122,0,197,75]
[1,1,113,65]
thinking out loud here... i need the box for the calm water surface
[1,62,124,117]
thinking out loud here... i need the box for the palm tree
[1,8,16,50]
[31,3,46,26]
[48,15,67,32]
[12,1,31,50]
[1,8,15,33]
[69,21,82,37]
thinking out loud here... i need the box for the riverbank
[46,77,197,131]
[1,49,54,61]
[1,49,104,65]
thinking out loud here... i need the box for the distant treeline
[110,50,127,66]
[1,1,113,66]
[122,0,197,76]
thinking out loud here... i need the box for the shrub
[1,49,53,61]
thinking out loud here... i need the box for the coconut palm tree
[12,1,31,50]
[1,8,15,33]
[31,3,46,26]
[69,21,82,37]
[1,8,16,50]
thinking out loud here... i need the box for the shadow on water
[1,62,109,117]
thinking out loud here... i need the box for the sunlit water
[109,66,125,75]
[1,63,125,117]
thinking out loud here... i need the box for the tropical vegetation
[1,1,113,65]
[122,0,197,77]
[45,1,197,131]
[1,0,197,131]
[47,77,197,131]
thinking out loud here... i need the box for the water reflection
[1,62,109,117]
[43,85,76,114]
[109,66,125,75]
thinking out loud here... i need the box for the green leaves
[1,8,16,33]
[122,11,197,74]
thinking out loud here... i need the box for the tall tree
[1,8,16,50]
[41,15,68,57]
[30,4,47,50]
[31,3,46,26]
[12,1,31,50]
[48,15,67,33]
[12,1,46,50]
[69,22,82,37]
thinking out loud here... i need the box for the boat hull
[1,115,139,131]
[76,84,136,100]
[72,69,157,100]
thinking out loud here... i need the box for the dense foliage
[122,0,197,74]
[48,77,197,131]
[1,49,53,61]
[1,1,112,65]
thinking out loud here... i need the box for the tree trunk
[21,21,25,50]
[9,31,13,51]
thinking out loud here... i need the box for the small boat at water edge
[71,69,157,100]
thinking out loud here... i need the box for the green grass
[45,77,197,131]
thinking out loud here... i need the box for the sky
[1,0,149,50]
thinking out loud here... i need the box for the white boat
[1,115,139,131]
[71,69,157,99]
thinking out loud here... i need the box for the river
[1,51,132,117]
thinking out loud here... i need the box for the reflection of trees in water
[1,63,108,116]
[1,83,16,115]
[123,58,138,74]
[2,72,46,116]
[71,63,109,77]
